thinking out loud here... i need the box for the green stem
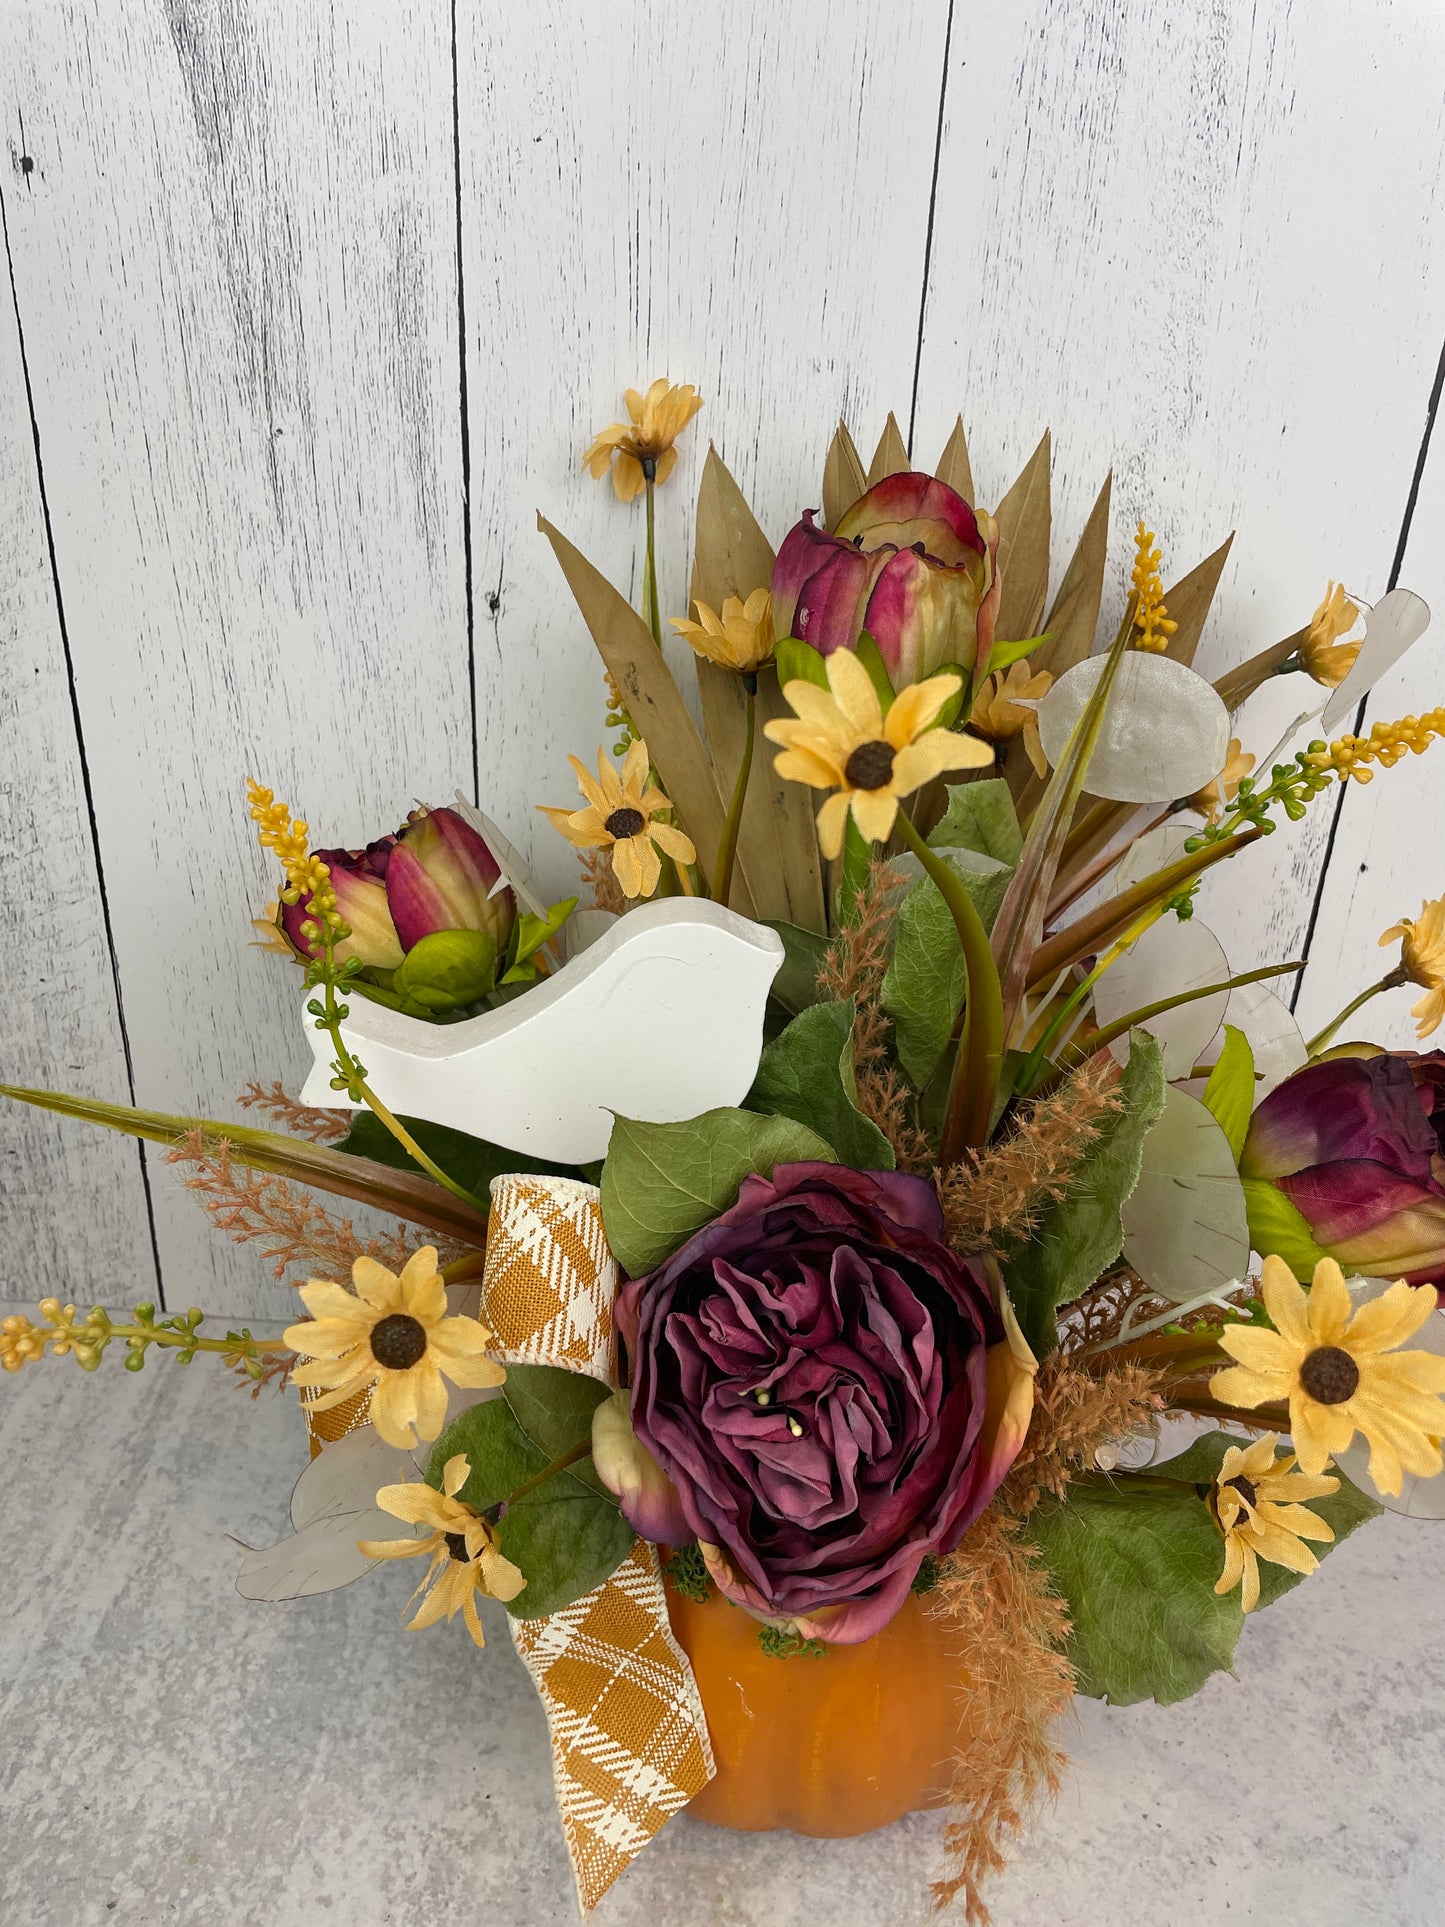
[642,473,663,648]
[711,675,757,905]
[895,811,1004,1162]
[1014,906,1166,1097]
[1306,965,1408,1056]
[1052,957,1307,1075]
[497,1436,592,1512]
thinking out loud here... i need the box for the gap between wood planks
[0,170,166,1309]
[907,0,956,457]
[1290,331,1445,1012]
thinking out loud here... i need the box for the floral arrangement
[9,380,1445,1922]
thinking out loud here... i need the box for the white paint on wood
[0,1,469,1316]
[0,200,156,1301]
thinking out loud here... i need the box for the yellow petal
[282,1317,370,1360]
[1346,1279,1440,1353]
[826,649,884,734]
[296,1279,369,1325]
[633,835,662,897]
[1259,1257,1311,1347]
[651,821,697,864]
[1305,1258,1352,1344]
[815,791,852,861]
[401,1266,446,1327]
[357,1534,434,1562]
[611,835,645,899]
[1211,1361,1291,1409]
[435,1348,507,1390]
[772,744,845,791]
[370,1371,420,1449]
[613,452,646,503]
[849,788,900,845]
[351,1257,403,1315]
[620,736,650,798]
[442,1454,471,1499]
[886,673,962,745]
[374,1481,453,1529]
[1216,1325,1297,1376]
[411,1359,450,1442]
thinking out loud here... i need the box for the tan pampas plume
[936,1051,1124,1252]
[165,1130,423,1282]
[236,1080,349,1143]
[580,844,626,915]
[1002,1355,1163,1516]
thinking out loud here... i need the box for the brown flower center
[1225,1475,1258,1513]
[444,1531,472,1564]
[605,806,646,840]
[1299,1345,1360,1405]
[369,1312,428,1372]
[843,740,895,790]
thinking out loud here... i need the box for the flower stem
[1306,965,1409,1056]
[498,1436,592,1512]
[642,474,663,649]
[711,675,757,906]
[895,810,1005,1162]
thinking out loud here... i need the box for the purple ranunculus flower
[1242,1047,1445,1291]
[770,471,1001,690]
[611,1161,1034,1644]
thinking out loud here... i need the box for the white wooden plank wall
[1,0,1442,1317]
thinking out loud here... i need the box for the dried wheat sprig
[166,1130,423,1281]
[936,1052,1124,1252]
[1002,1355,1164,1517]
[236,1080,349,1143]
[855,1063,934,1173]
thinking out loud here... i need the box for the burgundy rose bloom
[1242,1048,1445,1289]
[770,471,1001,690]
[614,1161,1031,1644]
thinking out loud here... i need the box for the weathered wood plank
[0,1,467,1317]
[913,1,1445,981]
[455,1,950,904]
[1292,389,1445,1052]
[0,186,157,1304]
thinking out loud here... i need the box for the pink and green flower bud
[1241,1047,1445,1291]
[280,848,403,970]
[771,472,1000,689]
[590,1389,692,1545]
[385,807,515,954]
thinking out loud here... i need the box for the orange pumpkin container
[666,1586,968,1836]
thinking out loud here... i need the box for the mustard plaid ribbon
[482,1174,715,1912]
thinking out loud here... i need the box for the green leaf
[980,631,1052,678]
[501,897,577,983]
[880,849,1013,1089]
[774,635,829,691]
[1027,1431,1384,1704]
[393,928,498,1012]
[928,778,1023,867]
[601,1108,837,1276]
[429,1399,633,1620]
[1026,1477,1241,1706]
[1242,1177,1329,1279]
[1002,1033,1167,1356]
[854,632,896,713]
[761,918,831,1014]
[1201,1025,1255,1162]
[503,1363,615,1501]
[747,999,894,1170]
[931,662,969,729]
[337,1110,582,1195]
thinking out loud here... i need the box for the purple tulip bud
[1242,1048,1445,1289]
[384,807,515,953]
[281,848,404,970]
[771,472,1000,688]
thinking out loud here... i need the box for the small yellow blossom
[1299,582,1361,688]
[538,737,695,899]
[1213,1255,1445,1495]
[1190,737,1256,825]
[968,658,1053,775]
[358,1453,525,1648]
[1209,1433,1339,1613]
[764,649,993,860]
[1380,895,1445,1039]
[1131,521,1178,653]
[583,379,703,502]
[670,588,773,674]
[285,1249,505,1451]
[1304,708,1445,785]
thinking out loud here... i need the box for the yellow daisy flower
[1209,1433,1339,1612]
[582,378,703,502]
[537,736,695,899]
[763,648,994,860]
[1298,582,1361,688]
[670,588,773,674]
[1212,1255,1445,1494]
[1190,736,1256,825]
[284,1248,505,1451]
[967,658,1052,776]
[1380,894,1445,1040]
[358,1453,525,1649]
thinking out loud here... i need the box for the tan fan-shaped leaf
[1033,470,1112,681]
[690,443,775,612]
[992,429,1052,647]
[1121,1086,1249,1303]
[934,413,975,502]
[867,411,910,485]
[822,419,867,531]
[539,515,730,892]
[1162,533,1234,669]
